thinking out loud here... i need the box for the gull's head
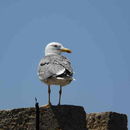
[45,42,72,56]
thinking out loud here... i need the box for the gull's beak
[60,48,72,53]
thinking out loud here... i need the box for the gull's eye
[53,45,58,47]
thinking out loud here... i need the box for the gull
[37,42,73,105]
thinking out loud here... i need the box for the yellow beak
[60,48,72,53]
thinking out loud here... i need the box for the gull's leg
[48,85,51,105]
[58,86,62,105]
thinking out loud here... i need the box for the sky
[0,0,130,128]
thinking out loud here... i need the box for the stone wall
[86,112,127,130]
[0,105,86,130]
[0,105,128,130]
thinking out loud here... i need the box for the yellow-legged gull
[37,42,73,105]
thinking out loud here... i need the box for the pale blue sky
[0,0,130,128]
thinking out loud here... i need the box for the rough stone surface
[0,108,36,130]
[0,106,128,130]
[0,105,87,130]
[86,112,128,130]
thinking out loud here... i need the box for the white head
[45,42,72,56]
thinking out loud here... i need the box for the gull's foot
[57,103,61,106]
[42,103,52,108]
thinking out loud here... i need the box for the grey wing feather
[53,55,73,73]
[37,55,73,80]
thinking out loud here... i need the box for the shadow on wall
[39,105,87,130]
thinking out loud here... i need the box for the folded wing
[38,55,73,81]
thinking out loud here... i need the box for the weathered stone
[0,108,36,130]
[0,106,128,130]
[86,112,128,130]
[0,105,87,130]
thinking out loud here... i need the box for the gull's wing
[37,55,73,81]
